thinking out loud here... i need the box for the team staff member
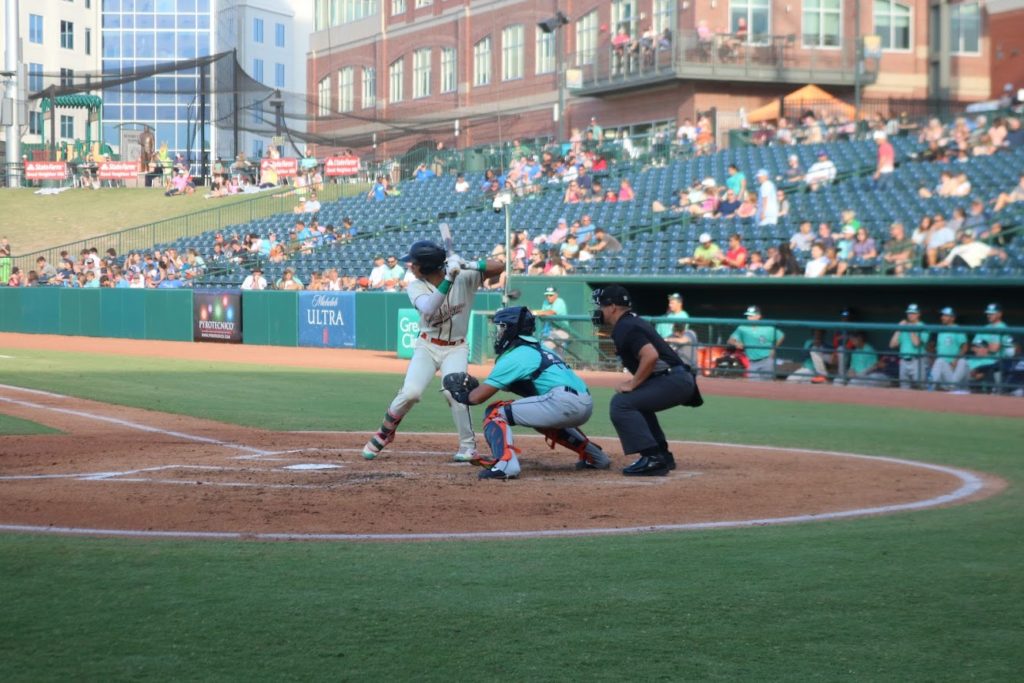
[728,305,784,381]
[443,307,611,480]
[592,285,703,477]
[888,303,929,389]
[362,240,504,462]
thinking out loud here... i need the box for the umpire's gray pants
[508,388,593,430]
[898,357,926,389]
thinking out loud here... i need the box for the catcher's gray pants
[747,356,775,381]
[898,357,927,389]
[930,358,968,390]
[507,387,593,430]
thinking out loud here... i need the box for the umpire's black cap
[594,284,632,307]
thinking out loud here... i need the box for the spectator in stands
[992,173,1024,212]
[560,234,581,262]
[541,247,573,276]
[936,231,1006,270]
[823,245,848,277]
[804,243,829,278]
[755,169,779,226]
[164,169,192,197]
[368,176,388,201]
[873,131,895,184]
[589,227,622,254]
[577,214,596,243]
[804,150,836,191]
[277,268,304,291]
[679,232,723,268]
[535,217,570,247]
[881,222,916,276]
[1005,117,1023,148]
[850,227,878,266]
[791,221,814,253]
[776,189,790,218]
[735,191,758,219]
[414,163,435,182]
[293,197,308,214]
[454,174,470,193]
[722,233,749,270]
[962,198,989,238]
[7,266,23,287]
[925,216,957,267]
[35,257,57,284]
[617,178,635,202]
[305,192,321,214]
[775,119,795,146]
[717,188,741,218]
[725,164,746,198]
[845,332,888,387]
[767,243,800,277]
[929,307,969,392]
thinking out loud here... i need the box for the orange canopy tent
[747,84,856,123]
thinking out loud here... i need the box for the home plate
[283,464,342,471]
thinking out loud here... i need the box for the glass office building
[100,0,214,163]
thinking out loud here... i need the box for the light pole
[538,11,570,143]
[3,0,22,188]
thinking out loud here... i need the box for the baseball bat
[438,222,454,255]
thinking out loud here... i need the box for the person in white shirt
[240,267,268,290]
[367,256,388,289]
[937,232,1005,270]
[304,192,322,213]
[454,174,470,193]
[804,151,837,191]
[804,243,830,277]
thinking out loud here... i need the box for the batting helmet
[493,306,536,355]
[400,240,446,274]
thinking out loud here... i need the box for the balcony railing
[572,29,865,94]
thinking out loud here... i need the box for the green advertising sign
[396,308,420,359]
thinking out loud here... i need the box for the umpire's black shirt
[611,312,684,375]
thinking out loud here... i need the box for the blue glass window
[198,34,210,55]
[136,14,154,29]
[253,59,264,84]
[198,15,210,29]
[275,23,285,48]
[254,18,264,43]
[178,0,196,10]
[179,33,197,58]
[103,14,121,28]
[275,63,285,88]
[61,115,74,140]
[157,32,174,58]
[156,0,174,11]
[137,105,155,119]
[104,0,121,10]
[29,15,44,44]
[178,15,197,29]
[157,106,176,119]
[137,32,154,57]
[157,14,175,30]
[121,14,134,29]
[28,64,44,92]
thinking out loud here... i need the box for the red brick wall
[989,7,1024,97]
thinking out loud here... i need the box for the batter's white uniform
[386,268,482,451]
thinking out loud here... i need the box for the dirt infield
[0,333,1010,540]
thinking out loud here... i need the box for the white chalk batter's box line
[0,382,991,541]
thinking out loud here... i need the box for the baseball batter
[362,240,505,461]
[442,306,611,480]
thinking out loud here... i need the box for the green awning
[40,95,104,112]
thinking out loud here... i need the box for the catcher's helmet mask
[400,240,446,274]
[493,306,536,355]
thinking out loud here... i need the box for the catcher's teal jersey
[484,343,588,395]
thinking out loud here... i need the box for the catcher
[443,306,611,480]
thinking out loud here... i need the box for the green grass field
[1,348,1023,680]
[2,188,258,255]
[0,413,59,435]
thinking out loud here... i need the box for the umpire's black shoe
[622,455,669,477]
[663,451,677,471]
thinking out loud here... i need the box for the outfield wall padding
[241,291,299,347]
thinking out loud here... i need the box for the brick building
[308,0,997,158]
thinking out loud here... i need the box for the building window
[275,63,286,88]
[28,64,44,93]
[254,18,264,43]
[318,76,331,115]
[392,0,406,16]
[441,47,457,93]
[802,0,841,48]
[874,1,911,51]
[29,14,43,45]
[536,30,555,74]
[575,11,598,66]
[60,115,74,140]
[415,0,432,7]
[275,23,286,48]
[252,102,263,126]
[502,25,524,81]
[611,0,638,40]
[338,67,354,112]
[473,37,491,86]
[362,67,376,108]
[652,0,673,34]
[951,2,980,54]
[253,59,264,84]
[60,68,75,87]
[413,48,431,98]
[61,20,75,50]
[729,0,771,44]
[85,27,92,55]
[389,58,404,103]
[30,111,43,135]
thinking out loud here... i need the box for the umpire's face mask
[591,306,607,326]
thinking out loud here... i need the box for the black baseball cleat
[622,455,669,477]
[663,451,677,471]
[478,467,518,481]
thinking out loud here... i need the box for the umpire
[593,285,703,476]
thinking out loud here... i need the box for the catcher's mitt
[442,372,479,405]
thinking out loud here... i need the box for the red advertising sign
[24,161,68,181]
[325,156,361,177]
[98,161,139,180]
[260,157,298,177]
